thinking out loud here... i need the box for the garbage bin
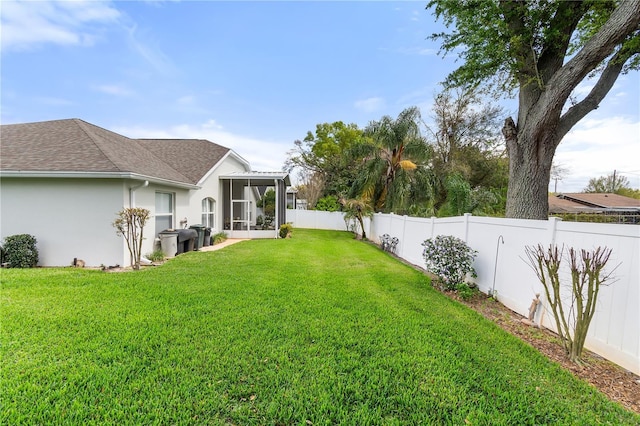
[203,227,212,247]
[177,229,197,254]
[158,230,179,258]
[189,224,206,250]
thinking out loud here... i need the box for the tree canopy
[286,89,510,217]
[285,121,363,208]
[424,88,508,215]
[583,172,632,194]
[351,106,431,213]
[429,0,640,219]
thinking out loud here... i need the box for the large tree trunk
[499,1,640,220]
[503,116,556,219]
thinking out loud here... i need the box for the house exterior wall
[128,182,190,256]
[0,154,258,266]
[0,178,126,267]
[127,154,254,254]
[190,155,251,233]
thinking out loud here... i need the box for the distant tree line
[285,88,509,217]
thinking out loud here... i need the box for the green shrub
[147,249,165,263]
[456,282,479,301]
[422,235,477,291]
[3,234,39,268]
[212,232,228,245]
[315,195,340,212]
[279,223,293,239]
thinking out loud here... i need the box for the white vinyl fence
[286,209,640,375]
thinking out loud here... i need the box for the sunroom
[219,171,291,239]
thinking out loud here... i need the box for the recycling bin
[158,230,179,258]
[189,224,206,250]
[177,229,197,254]
[203,227,212,247]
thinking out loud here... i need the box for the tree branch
[499,1,538,85]
[537,1,589,83]
[544,1,640,112]
[557,44,639,142]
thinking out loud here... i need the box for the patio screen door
[231,200,251,231]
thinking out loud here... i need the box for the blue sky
[2,0,639,191]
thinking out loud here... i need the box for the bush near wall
[279,223,293,239]
[2,234,39,268]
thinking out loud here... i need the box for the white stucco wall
[186,154,252,232]
[0,153,254,267]
[128,154,251,253]
[0,178,126,267]
[130,182,189,255]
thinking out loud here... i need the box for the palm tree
[352,107,431,213]
[340,196,374,240]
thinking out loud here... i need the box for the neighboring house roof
[548,195,589,214]
[557,193,640,209]
[549,193,640,214]
[1,119,233,187]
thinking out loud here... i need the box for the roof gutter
[0,171,200,190]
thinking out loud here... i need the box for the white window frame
[155,191,175,234]
[201,197,215,229]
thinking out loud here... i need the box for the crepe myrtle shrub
[113,207,151,271]
[525,244,617,364]
[422,235,477,291]
[2,234,39,268]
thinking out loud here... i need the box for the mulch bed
[452,291,640,414]
[386,247,640,414]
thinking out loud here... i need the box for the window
[156,192,174,234]
[202,198,215,228]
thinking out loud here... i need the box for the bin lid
[189,224,206,229]
[177,228,198,242]
[159,229,179,235]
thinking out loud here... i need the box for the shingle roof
[137,139,230,185]
[0,119,231,185]
[549,193,640,213]
[558,193,640,209]
[548,195,591,213]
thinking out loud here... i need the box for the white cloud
[0,0,121,51]
[552,116,640,191]
[125,23,176,75]
[113,120,287,172]
[354,97,385,113]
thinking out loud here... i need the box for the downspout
[129,180,149,207]
[274,179,279,239]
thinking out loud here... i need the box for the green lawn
[1,229,637,425]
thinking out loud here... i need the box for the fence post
[430,216,436,239]
[536,216,562,328]
[463,213,472,243]
[547,216,561,247]
[400,215,408,258]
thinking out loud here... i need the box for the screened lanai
[219,171,291,239]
